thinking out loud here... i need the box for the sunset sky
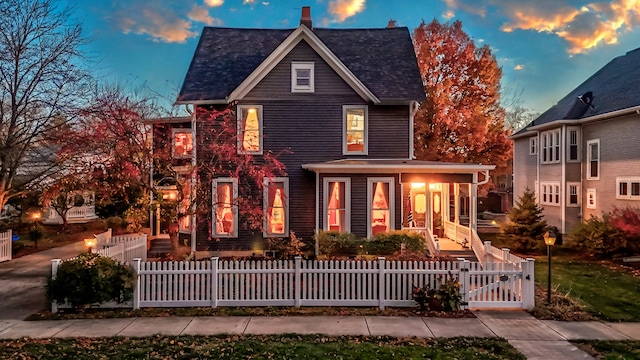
[76,0,640,114]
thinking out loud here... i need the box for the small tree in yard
[500,188,548,252]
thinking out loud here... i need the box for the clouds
[328,0,366,22]
[188,5,222,26]
[444,0,640,54]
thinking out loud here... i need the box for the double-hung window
[172,129,193,158]
[264,177,289,237]
[567,182,580,206]
[367,177,394,237]
[541,182,560,206]
[291,62,314,93]
[541,129,561,164]
[587,139,599,180]
[529,137,537,155]
[343,105,368,155]
[212,178,238,237]
[567,127,579,162]
[238,105,263,154]
[617,177,640,200]
[324,178,351,233]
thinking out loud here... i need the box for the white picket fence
[0,230,11,263]
[93,229,147,263]
[126,257,534,311]
[483,241,525,264]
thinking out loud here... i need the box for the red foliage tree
[412,19,512,177]
[609,207,640,253]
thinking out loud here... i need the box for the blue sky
[75,0,640,114]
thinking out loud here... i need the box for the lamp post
[84,238,96,253]
[543,231,557,304]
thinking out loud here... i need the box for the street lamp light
[84,238,96,253]
[543,231,557,304]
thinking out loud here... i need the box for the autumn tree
[502,87,540,132]
[413,19,511,176]
[0,0,89,209]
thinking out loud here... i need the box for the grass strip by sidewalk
[0,335,525,360]
[572,340,640,359]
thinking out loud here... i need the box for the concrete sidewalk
[1,312,639,359]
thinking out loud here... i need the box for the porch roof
[301,159,495,174]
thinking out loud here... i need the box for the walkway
[1,311,639,359]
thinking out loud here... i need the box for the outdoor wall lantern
[543,231,556,304]
[84,238,96,253]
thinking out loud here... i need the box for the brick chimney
[387,19,397,28]
[300,6,312,29]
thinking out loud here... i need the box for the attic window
[291,62,314,93]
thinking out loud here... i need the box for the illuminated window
[368,178,394,237]
[172,129,193,158]
[343,105,368,155]
[587,188,596,209]
[324,178,350,233]
[264,177,289,237]
[238,105,262,154]
[212,178,238,237]
[291,62,314,92]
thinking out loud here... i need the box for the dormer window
[291,62,314,93]
[172,129,193,158]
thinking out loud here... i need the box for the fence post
[211,257,219,308]
[294,256,302,308]
[523,258,536,310]
[484,241,492,263]
[141,234,148,261]
[501,248,510,264]
[132,258,141,310]
[378,257,386,310]
[458,258,470,310]
[51,259,61,313]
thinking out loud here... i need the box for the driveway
[0,242,86,320]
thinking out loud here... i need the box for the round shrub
[46,253,135,310]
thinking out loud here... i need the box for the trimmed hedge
[316,230,425,256]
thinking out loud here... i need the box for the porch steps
[148,237,173,256]
[441,249,477,262]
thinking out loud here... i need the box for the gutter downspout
[409,101,420,159]
[188,104,197,256]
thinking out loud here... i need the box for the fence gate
[0,230,12,262]
[466,260,534,309]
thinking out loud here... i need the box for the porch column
[454,183,460,225]
[470,174,478,232]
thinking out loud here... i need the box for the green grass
[0,335,526,359]
[534,255,640,321]
[573,340,640,359]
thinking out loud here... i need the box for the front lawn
[534,255,640,321]
[573,340,640,359]
[0,335,525,359]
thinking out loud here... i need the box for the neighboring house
[42,190,98,225]
[150,7,495,256]
[511,47,640,234]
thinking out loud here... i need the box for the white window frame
[212,177,239,238]
[172,128,193,159]
[323,177,351,233]
[529,137,537,155]
[541,129,561,164]
[367,177,395,238]
[540,181,560,206]
[616,177,640,200]
[587,139,600,180]
[343,105,368,155]
[237,105,263,155]
[263,177,289,238]
[567,182,580,207]
[587,188,596,209]
[567,127,580,162]
[291,62,314,93]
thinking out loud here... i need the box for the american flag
[407,194,415,227]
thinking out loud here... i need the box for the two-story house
[511,47,640,234]
[150,7,495,256]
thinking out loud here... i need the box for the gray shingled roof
[177,26,425,103]
[516,47,640,135]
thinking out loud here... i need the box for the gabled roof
[513,47,640,137]
[177,25,425,104]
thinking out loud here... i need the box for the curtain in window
[216,183,234,234]
[242,108,259,152]
[268,183,285,235]
[371,182,389,235]
[328,182,345,232]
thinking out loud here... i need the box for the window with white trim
[541,129,561,164]
[541,182,560,206]
[323,178,351,233]
[567,127,579,162]
[587,139,599,180]
[567,182,580,206]
[212,178,238,237]
[617,177,640,200]
[343,105,368,155]
[264,177,289,237]
[587,188,596,209]
[237,105,263,154]
[172,129,193,158]
[529,137,537,155]
[291,62,314,93]
[367,177,394,237]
